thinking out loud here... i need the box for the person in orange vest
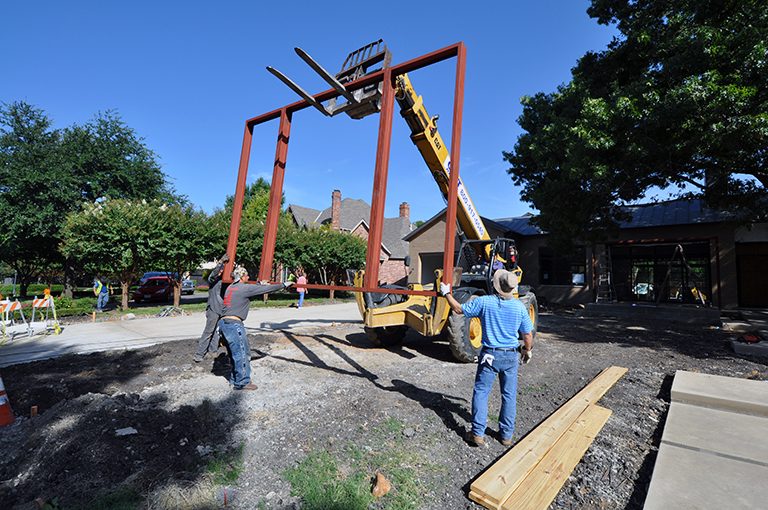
[93,277,110,312]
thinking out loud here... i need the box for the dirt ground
[1,308,766,510]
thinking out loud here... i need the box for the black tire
[364,326,407,347]
[443,294,483,363]
[518,292,539,339]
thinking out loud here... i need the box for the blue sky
[1,1,617,223]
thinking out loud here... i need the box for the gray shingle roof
[493,199,733,236]
[315,198,372,230]
[288,204,321,228]
[288,196,412,260]
[492,214,543,236]
[382,217,411,258]
[618,199,732,229]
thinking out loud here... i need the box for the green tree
[0,102,173,296]
[0,102,69,296]
[153,203,208,307]
[505,0,768,248]
[209,177,291,278]
[61,200,169,310]
[61,111,173,202]
[283,227,366,301]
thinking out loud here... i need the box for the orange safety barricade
[0,299,29,343]
[29,289,61,336]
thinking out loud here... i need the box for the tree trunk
[63,262,75,299]
[173,282,181,307]
[121,282,129,311]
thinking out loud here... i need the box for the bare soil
[1,308,766,509]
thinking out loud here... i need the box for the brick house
[287,190,413,285]
[404,199,768,309]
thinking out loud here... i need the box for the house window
[539,246,586,286]
[610,242,712,303]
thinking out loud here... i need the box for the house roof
[407,199,734,241]
[288,204,322,228]
[492,213,543,236]
[288,196,412,260]
[403,208,516,242]
[618,199,733,229]
[315,198,372,231]
[382,217,411,258]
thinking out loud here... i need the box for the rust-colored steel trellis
[224,42,467,298]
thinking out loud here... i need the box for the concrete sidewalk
[0,302,362,368]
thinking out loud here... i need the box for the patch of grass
[285,419,432,510]
[519,383,549,395]
[382,416,405,435]
[284,451,374,510]
[488,413,499,423]
[79,487,142,510]
[206,444,245,485]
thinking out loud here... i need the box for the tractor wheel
[364,326,407,347]
[518,292,539,339]
[443,294,483,363]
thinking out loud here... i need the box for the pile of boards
[469,366,627,510]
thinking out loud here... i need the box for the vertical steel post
[259,109,292,282]
[364,67,395,289]
[224,123,254,281]
[442,42,466,285]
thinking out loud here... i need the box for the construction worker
[440,269,533,447]
[219,266,291,390]
[193,253,229,363]
[93,276,110,312]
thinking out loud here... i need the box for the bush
[0,283,64,296]
[53,296,97,316]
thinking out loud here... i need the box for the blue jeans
[471,347,519,440]
[219,319,251,388]
[298,292,304,308]
[97,292,109,311]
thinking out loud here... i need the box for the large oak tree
[505,0,768,247]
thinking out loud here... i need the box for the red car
[132,276,173,303]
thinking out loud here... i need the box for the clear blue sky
[1,1,617,223]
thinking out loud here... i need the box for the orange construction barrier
[0,375,15,427]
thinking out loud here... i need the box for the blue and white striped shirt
[461,295,533,348]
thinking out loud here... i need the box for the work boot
[234,383,258,391]
[500,436,514,447]
[465,430,485,446]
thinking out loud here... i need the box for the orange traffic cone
[0,375,15,427]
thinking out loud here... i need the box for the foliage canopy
[505,0,768,247]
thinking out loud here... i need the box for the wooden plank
[500,404,612,510]
[469,366,627,509]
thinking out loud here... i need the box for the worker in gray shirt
[220,265,291,390]
[193,253,230,363]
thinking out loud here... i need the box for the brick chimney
[331,190,341,231]
[399,202,410,221]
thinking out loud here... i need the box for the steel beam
[227,43,467,294]
[364,67,394,289]
[258,108,292,282]
[224,123,254,282]
[442,42,466,285]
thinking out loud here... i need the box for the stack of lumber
[469,366,628,510]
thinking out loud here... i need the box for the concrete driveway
[0,302,362,368]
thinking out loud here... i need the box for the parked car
[133,276,173,303]
[181,278,196,295]
[139,271,178,284]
